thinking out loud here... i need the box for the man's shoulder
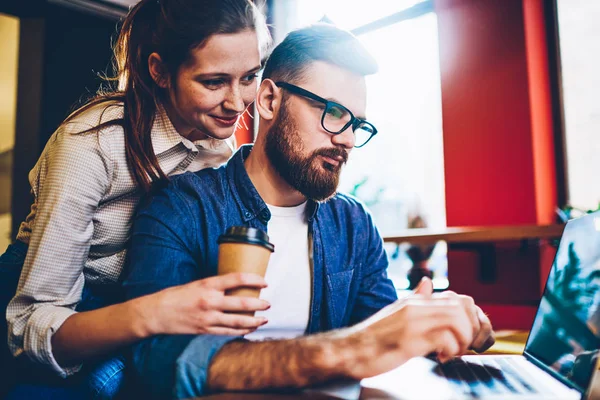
[171,165,226,186]
[141,166,229,216]
[166,166,229,201]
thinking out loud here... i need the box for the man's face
[264,61,368,201]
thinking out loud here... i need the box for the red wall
[234,106,255,145]
[437,0,538,226]
[435,0,558,329]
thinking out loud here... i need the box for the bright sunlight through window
[270,0,448,289]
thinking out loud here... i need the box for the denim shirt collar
[226,144,320,222]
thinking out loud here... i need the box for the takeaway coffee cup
[217,226,275,307]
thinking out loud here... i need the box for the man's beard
[264,100,348,202]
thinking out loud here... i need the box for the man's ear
[256,79,281,122]
[148,52,170,89]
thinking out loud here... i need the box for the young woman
[0,0,272,397]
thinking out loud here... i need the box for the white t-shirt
[244,202,311,341]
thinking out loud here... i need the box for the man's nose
[223,85,246,113]
[331,125,356,149]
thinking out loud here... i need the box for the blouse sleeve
[6,121,113,377]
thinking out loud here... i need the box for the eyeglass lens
[323,103,373,147]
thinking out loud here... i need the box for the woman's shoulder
[63,99,125,132]
[37,100,126,170]
[55,100,126,147]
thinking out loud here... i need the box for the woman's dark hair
[66,0,270,193]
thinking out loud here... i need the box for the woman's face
[163,29,262,142]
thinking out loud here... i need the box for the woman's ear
[148,52,169,88]
[256,79,281,121]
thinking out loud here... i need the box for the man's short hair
[262,23,378,84]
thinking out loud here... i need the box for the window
[556,1,600,212]
[269,0,448,289]
[0,13,19,251]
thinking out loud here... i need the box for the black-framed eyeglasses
[275,82,378,148]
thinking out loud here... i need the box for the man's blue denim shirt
[122,144,398,399]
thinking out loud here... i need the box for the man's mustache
[313,147,349,165]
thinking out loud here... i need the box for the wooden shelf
[383,224,566,283]
[384,224,565,245]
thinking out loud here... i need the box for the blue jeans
[0,241,127,400]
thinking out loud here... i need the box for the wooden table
[382,224,565,283]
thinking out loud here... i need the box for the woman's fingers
[203,327,257,336]
[217,295,270,312]
[212,312,268,329]
[199,272,268,291]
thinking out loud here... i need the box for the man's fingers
[429,329,460,363]
[475,333,496,353]
[462,297,481,346]
[418,302,474,354]
[471,307,495,352]
[414,277,434,297]
[403,303,474,350]
[200,273,268,290]
[435,293,484,351]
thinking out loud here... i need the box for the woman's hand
[141,273,270,336]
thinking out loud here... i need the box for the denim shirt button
[244,211,252,218]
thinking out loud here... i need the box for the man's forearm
[207,333,349,392]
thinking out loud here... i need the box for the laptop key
[437,361,476,396]
[467,359,513,395]
[483,358,532,394]
[437,360,478,397]
[493,357,556,396]
[439,359,490,397]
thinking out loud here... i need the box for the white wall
[557,0,600,211]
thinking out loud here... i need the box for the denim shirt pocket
[326,268,355,328]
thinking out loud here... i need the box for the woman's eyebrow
[246,65,262,74]
[195,65,262,79]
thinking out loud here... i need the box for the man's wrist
[311,331,358,380]
[207,333,359,392]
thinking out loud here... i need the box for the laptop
[358,210,600,399]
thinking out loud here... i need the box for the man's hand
[432,289,495,353]
[413,278,495,353]
[207,278,495,392]
[414,276,434,296]
[331,278,494,379]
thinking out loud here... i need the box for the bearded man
[122,24,494,399]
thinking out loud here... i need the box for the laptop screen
[525,211,600,392]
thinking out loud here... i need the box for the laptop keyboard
[434,357,553,398]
